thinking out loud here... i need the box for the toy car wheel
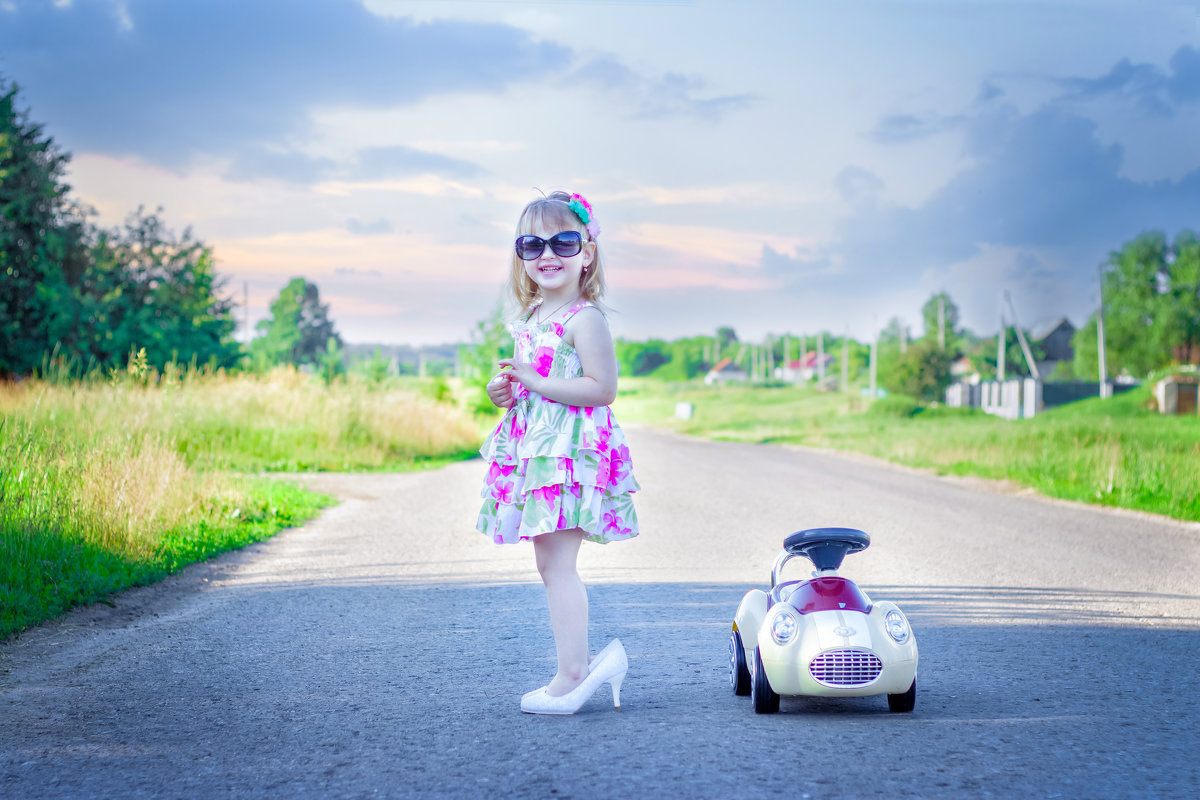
[729,630,751,696]
[888,677,916,712]
[751,646,780,714]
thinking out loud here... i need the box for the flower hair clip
[567,192,602,239]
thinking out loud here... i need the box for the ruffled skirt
[475,397,640,544]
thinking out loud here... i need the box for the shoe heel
[609,671,626,708]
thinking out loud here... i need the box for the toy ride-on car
[729,527,918,714]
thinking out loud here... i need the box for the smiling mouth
[539,266,562,273]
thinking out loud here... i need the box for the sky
[2,0,1199,346]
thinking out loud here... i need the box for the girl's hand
[486,371,516,409]
[496,358,542,395]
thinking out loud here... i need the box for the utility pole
[243,281,249,343]
[869,325,878,398]
[817,333,825,385]
[841,333,849,393]
[783,336,791,380]
[1004,291,1040,381]
[1097,266,1110,398]
[900,321,907,354]
[938,295,945,350]
[997,313,1006,382]
[799,334,807,382]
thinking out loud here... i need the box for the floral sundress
[476,300,640,545]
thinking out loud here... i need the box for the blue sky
[2,0,1198,345]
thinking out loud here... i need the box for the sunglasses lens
[515,235,545,260]
[549,232,583,257]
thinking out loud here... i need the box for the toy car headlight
[771,610,797,644]
[884,610,910,643]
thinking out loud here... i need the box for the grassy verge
[0,368,486,639]
[615,378,1200,522]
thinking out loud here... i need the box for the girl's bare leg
[533,529,589,696]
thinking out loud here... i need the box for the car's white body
[734,581,918,698]
[730,529,918,713]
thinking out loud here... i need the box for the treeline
[0,81,353,380]
[611,231,1200,403]
[0,81,241,377]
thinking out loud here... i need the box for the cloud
[223,148,340,184]
[570,59,756,123]
[867,112,965,143]
[351,146,484,180]
[773,47,1200,334]
[0,0,570,164]
[220,144,485,186]
[635,73,756,123]
[1054,45,1200,116]
[834,167,885,204]
[344,219,393,237]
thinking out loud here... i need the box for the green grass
[615,378,1200,522]
[1,475,329,639]
[0,367,487,639]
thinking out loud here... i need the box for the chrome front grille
[809,649,882,687]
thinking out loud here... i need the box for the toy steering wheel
[771,527,870,587]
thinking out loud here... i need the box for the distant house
[704,357,748,385]
[950,356,980,384]
[776,351,834,383]
[1029,317,1076,378]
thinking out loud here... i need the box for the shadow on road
[3,579,1197,798]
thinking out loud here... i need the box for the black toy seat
[784,527,870,572]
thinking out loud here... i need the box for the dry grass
[1,366,483,638]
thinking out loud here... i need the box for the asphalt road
[2,426,1198,799]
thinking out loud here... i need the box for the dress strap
[559,300,597,324]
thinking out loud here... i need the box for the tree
[879,340,954,401]
[1073,230,1200,378]
[1,81,240,376]
[75,208,239,371]
[0,79,90,376]
[461,301,514,414]
[250,278,341,369]
[920,292,961,348]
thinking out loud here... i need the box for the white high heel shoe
[521,640,628,715]
[521,638,625,702]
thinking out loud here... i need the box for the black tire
[888,677,916,712]
[729,630,751,696]
[751,646,780,713]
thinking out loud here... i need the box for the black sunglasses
[515,231,585,261]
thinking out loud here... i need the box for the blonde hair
[507,191,607,313]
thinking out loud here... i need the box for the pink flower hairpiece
[567,192,602,238]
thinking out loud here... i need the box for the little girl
[476,191,639,715]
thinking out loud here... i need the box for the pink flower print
[492,479,515,504]
[533,346,555,377]
[594,425,612,453]
[608,444,631,483]
[552,322,565,338]
[567,484,582,500]
[596,450,612,486]
[487,462,516,485]
[557,457,575,483]
[603,511,631,538]
[531,484,561,506]
[508,413,526,439]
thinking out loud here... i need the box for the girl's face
[521,218,594,298]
